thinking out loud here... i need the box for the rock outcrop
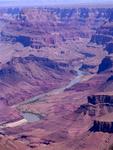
[107,75,113,82]
[76,94,113,133]
[80,64,96,72]
[106,43,113,54]
[88,95,113,105]
[90,34,112,45]
[0,32,33,47]
[90,13,113,47]
[90,120,113,133]
[98,57,113,73]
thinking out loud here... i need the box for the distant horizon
[0,0,113,7]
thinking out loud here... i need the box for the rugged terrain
[0,6,113,150]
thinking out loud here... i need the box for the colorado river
[4,66,87,127]
[0,113,44,128]
[18,66,85,106]
[22,112,43,122]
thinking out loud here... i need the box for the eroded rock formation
[0,8,113,48]
[76,94,113,133]
[90,120,113,133]
[88,95,113,105]
[98,57,113,73]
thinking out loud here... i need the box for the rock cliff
[76,94,113,133]
[0,8,113,48]
[98,56,113,73]
[90,120,113,133]
[88,95,113,105]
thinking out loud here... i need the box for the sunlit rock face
[0,135,27,150]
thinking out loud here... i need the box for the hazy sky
[0,0,113,6]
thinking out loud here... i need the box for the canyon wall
[0,8,113,48]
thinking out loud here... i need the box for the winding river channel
[19,67,85,123]
[0,67,87,128]
[19,67,85,106]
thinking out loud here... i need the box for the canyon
[0,6,113,150]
